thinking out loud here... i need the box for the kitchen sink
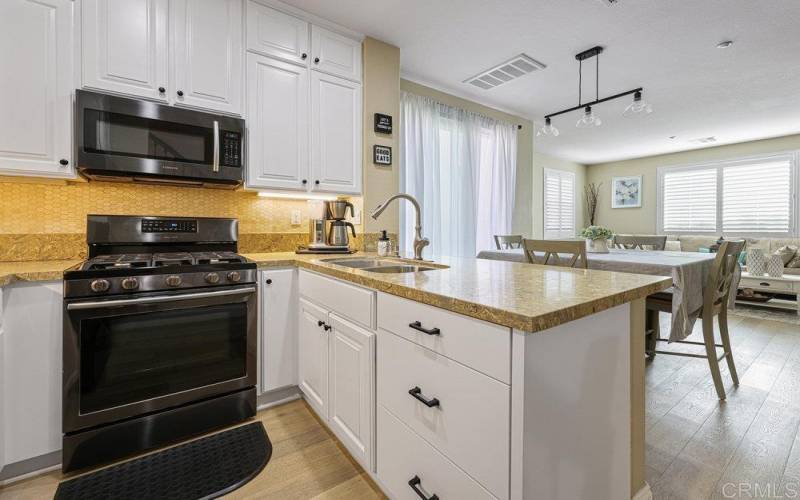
[321,258,444,274]
[361,265,438,273]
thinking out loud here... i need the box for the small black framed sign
[374,113,393,134]
[373,145,392,165]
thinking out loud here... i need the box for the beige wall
[399,79,535,237]
[532,152,587,238]
[362,38,401,234]
[586,133,800,233]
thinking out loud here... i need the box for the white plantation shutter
[722,158,792,234]
[661,168,717,233]
[544,168,576,239]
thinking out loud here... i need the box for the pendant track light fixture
[538,45,651,137]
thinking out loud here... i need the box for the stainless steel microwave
[76,90,244,188]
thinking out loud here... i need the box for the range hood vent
[463,54,546,90]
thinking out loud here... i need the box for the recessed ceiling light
[716,40,733,49]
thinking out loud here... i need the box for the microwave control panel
[221,131,242,168]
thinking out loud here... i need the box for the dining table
[477,247,738,342]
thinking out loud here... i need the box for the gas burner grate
[83,254,152,270]
[192,252,246,265]
[153,252,194,267]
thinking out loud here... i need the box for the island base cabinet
[377,406,496,500]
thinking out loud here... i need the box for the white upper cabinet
[171,0,243,114]
[311,25,362,82]
[0,0,75,178]
[81,0,169,101]
[246,1,309,66]
[311,72,362,194]
[246,53,309,191]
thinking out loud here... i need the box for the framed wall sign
[373,145,392,165]
[611,175,642,208]
[374,113,392,134]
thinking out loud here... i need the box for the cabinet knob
[301,53,308,60]
[59,159,69,166]
[314,57,320,64]
[314,180,320,185]
[301,179,308,185]
[177,90,184,97]
[324,324,332,331]
[318,320,325,327]
[265,278,272,285]
[158,86,165,93]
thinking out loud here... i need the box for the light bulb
[623,91,653,117]
[576,106,602,128]
[536,117,560,137]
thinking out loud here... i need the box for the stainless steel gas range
[62,215,257,472]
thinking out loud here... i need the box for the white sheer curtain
[399,91,517,257]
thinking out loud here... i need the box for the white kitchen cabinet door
[246,1,309,67]
[310,72,362,194]
[171,0,243,115]
[0,0,75,178]
[246,53,309,191]
[298,298,329,419]
[82,0,169,101]
[327,313,375,471]
[260,269,298,393]
[2,282,63,465]
[310,25,361,82]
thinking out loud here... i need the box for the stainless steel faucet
[370,194,430,260]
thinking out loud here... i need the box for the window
[658,153,797,236]
[543,168,576,239]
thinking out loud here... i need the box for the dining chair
[522,239,588,269]
[494,234,523,250]
[644,239,745,400]
[612,234,668,251]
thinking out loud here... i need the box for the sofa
[666,235,800,276]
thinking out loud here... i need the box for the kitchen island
[0,253,669,499]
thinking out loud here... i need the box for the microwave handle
[66,287,255,311]
[213,120,220,172]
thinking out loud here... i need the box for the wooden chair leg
[718,308,739,386]
[645,309,659,358]
[702,315,726,400]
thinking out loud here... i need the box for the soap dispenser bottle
[377,230,391,257]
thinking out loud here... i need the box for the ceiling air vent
[463,54,546,90]
[689,136,717,144]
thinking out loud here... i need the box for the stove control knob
[90,279,110,293]
[227,271,241,283]
[165,275,182,287]
[121,277,139,290]
[204,272,220,284]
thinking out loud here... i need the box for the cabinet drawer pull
[408,475,439,500]
[759,282,771,286]
[409,386,440,408]
[409,321,440,336]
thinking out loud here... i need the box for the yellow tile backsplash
[0,178,384,261]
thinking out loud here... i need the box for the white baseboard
[633,482,653,500]
[256,385,301,411]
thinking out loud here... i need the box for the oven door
[76,90,244,185]
[63,285,256,433]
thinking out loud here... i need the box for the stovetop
[78,251,248,271]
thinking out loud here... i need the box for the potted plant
[580,226,613,253]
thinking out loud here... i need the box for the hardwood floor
[646,311,800,499]
[0,399,386,500]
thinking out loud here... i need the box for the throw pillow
[774,245,798,266]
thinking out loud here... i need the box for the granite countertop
[0,253,671,332]
[245,252,672,332]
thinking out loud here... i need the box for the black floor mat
[55,422,272,500]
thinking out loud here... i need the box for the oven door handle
[66,287,255,310]
[212,120,220,172]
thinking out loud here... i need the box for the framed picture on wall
[611,175,642,208]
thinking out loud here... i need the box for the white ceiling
[280,0,800,165]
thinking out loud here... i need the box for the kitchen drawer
[377,293,510,383]
[740,276,796,293]
[377,405,497,500]
[299,270,375,329]
[378,330,510,499]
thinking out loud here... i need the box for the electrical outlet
[291,210,302,225]
[352,207,361,225]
